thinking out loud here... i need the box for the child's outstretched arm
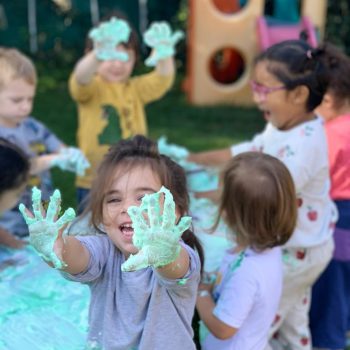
[143,21,183,76]
[193,189,221,204]
[19,187,90,274]
[30,146,90,177]
[187,148,232,167]
[73,51,100,85]
[30,154,62,174]
[197,283,237,340]
[121,186,191,279]
[155,53,175,77]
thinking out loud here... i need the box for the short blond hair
[0,47,37,90]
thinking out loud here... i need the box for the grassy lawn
[33,69,265,210]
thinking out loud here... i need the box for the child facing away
[69,13,183,207]
[20,135,204,350]
[309,44,350,350]
[0,138,29,249]
[188,40,337,350]
[0,47,89,238]
[196,152,297,350]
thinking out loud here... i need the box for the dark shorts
[76,188,90,214]
[309,200,350,348]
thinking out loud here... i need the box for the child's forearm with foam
[74,51,100,85]
[187,148,232,167]
[157,245,190,279]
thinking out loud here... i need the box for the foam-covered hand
[158,136,189,161]
[121,186,191,271]
[51,147,90,176]
[89,16,131,61]
[143,21,184,67]
[19,187,76,269]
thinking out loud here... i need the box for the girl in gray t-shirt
[20,135,203,350]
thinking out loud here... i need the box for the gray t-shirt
[0,117,62,236]
[63,235,201,350]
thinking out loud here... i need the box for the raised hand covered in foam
[89,16,131,61]
[121,186,192,272]
[19,187,76,269]
[143,21,184,67]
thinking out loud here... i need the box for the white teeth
[121,223,133,230]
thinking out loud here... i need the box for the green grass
[33,71,265,210]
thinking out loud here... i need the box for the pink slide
[257,16,318,51]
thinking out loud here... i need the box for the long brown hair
[87,135,204,268]
[216,152,297,251]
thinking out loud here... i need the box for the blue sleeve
[27,117,63,152]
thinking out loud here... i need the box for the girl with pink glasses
[188,40,337,350]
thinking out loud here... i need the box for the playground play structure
[185,0,327,106]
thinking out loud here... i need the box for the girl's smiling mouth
[120,223,134,240]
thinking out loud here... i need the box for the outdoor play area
[0,0,350,349]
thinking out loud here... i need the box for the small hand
[51,147,90,176]
[157,136,189,161]
[143,21,184,67]
[199,274,217,291]
[121,186,192,271]
[89,17,131,61]
[19,187,76,269]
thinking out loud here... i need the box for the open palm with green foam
[143,21,184,66]
[89,16,131,61]
[19,187,76,269]
[121,186,191,272]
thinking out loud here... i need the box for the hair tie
[306,49,313,59]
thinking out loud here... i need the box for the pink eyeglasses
[249,80,286,100]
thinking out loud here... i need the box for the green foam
[121,187,191,271]
[20,187,76,269]
[0,246,89,349]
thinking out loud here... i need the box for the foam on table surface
[0,246,89,350]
